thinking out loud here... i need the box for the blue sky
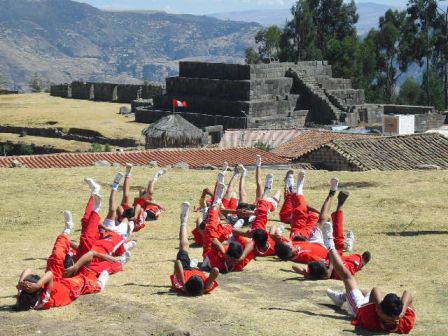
[77,0,408,14]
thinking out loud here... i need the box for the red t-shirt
[205,237,254,273]
[91,231,125,256]
[290,241,328,263]
[329,254,363,280]
[352,303,416,334]
[35,271,101,310]
[170,269,218,294]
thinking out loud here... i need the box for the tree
[29,72,44,92]
[254,25,282,61]
[366,10,414,103]
[245,47,261,64]
[398,78,424,105]
[421,67,444,110]
[279,0,321,62]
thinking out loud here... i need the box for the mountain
[210,2,400,34]
[0,0,261,90]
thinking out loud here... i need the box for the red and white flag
[172,99,188,108]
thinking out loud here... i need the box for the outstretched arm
[292,264,309,277]
[64,251,119,277]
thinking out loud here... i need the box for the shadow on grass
[23,257,47,261]
[382,230,448,237]
[123,283,171,289]
[261,306,350,321]
[0,305,15,312]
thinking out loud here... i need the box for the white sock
[154,168,167,181]
[297,171,305,195]
[264,173,274,196]
[93,194,102,213]
[330,178,339,192]
[256,155,261,168]
[63,210,74,235]
[180,201,190,226]
[97,271,109,290]
[222,162,229,175]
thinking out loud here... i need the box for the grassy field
[0,93,145,144]
[0,167,447,335]
[0,133,93,152]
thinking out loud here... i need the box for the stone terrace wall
[50,82,163,103]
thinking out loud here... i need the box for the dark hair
[184,275,204,296]
[226,241,243,259]
[15,275,42,311]
[64,254,75,269]
[307,261,328,280]
[252,229,268,248]
[122,208,135,219]
[275,242,294,261]
[198,219,206,230]
[145,210,157,221]
[380,293,403,317]
[237,203,256,211]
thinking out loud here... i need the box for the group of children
[15,157,416,334]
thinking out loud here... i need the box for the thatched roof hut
[142,114,204,149]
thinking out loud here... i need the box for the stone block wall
[327,89,365,106]
[383,105,435,115]
[71,82,92,100]
[92,83,117,102]
[50,84,69,98]
[50,82,163,103]
[179,62,251,80]
[414,113,446,132]
[296,146,361,171]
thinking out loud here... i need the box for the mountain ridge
[0,0,260,89]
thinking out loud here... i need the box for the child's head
[275,242,294,261]
[145,210,157,221]
[122,208,135,219]
[307,261,329,279]
[15,275,42,311]
[252,229,268,248]
[184,275,204,296]
[381,293,403,318]
[226,241,243,259]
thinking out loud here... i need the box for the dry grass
[0,93,145,144]
[0,167,447,335]
[0,133,93,152]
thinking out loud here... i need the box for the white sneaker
[264,173,274,195]
[233,218,245,229]
[125,163,133,177]
[85,178,101,195]
[180,201,190,225]
[326,288,345,307]
[124,240,137,251]
[118,251,132,264]
[286,175,295,193]
[112,172,124,190]
[222,161,229,174]
[248,215,256,224]
[330,177,339,192]
[238,164,247,177]
[345,231,355,252]
[63,210,74,234]
[97,271,110,290]
[154,168,167,180]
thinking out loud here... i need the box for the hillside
[0,0,260,89]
